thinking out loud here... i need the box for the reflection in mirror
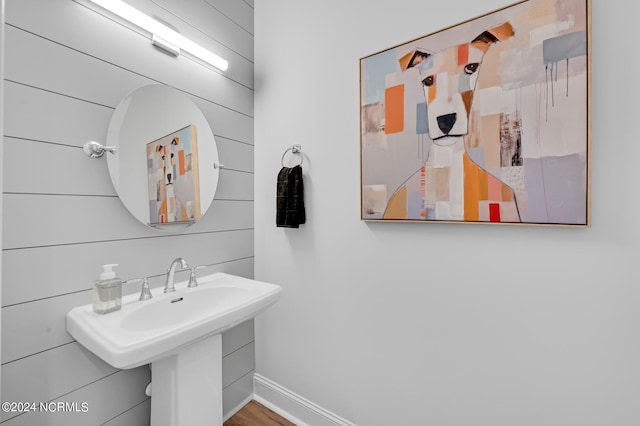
[106,85,220,230]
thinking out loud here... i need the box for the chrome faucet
[164,258,189,293]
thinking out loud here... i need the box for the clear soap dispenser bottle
[93,264,122,314]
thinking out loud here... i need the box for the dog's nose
[437,113,457,135]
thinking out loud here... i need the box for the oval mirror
[106,84,220,230]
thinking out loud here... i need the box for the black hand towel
[276,165,306,228]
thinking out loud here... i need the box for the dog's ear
[399,48,431,71]
[472,22,514,51]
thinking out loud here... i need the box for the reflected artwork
[147,125,201,225]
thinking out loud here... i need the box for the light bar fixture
[87,0,228,71]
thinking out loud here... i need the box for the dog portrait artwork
[146,125,201,225]
[360,0,589,226]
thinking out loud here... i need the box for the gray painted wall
[2,0,254,424]
[255,0,640,425]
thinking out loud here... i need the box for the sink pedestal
[150,334,222,426]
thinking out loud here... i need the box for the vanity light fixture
[87,0,229,71]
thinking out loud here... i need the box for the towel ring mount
[281,144,303,167]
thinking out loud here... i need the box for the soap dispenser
[93,264,122,314]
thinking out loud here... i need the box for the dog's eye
[464,63,479,75]
[422,75,435,87]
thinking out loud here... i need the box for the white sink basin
[121,285,250,331]
[67,272,282,425]
[67,272,282,370]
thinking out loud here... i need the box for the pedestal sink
[66,273,282,426]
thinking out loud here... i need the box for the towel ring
[281,144,303,167]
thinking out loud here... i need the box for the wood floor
[224,400,296,426]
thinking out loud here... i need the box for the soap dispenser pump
[93,264,122,314]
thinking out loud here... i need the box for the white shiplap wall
[2,0,254,424]
[0,0,4,408]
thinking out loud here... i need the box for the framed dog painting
[360,0,590,226]
[146,124,201,226]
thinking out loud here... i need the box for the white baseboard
[223,393,254,422]
[253,373,357,426]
